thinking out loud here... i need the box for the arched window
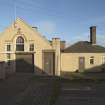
[16,36,24,51]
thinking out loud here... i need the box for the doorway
[79,57,85,72]
[16,53,34,73]
[43,52,55,75]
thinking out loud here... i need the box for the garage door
[16,54,34,72]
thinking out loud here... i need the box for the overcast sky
[0,0,105,46]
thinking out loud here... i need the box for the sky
[0,0,105,46]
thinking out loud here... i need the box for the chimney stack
[90,26,96,45]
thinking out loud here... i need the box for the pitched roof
[63,41,105,53]
[16,18,51,45]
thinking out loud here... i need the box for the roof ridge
[64,41,105,53]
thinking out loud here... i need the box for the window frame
[102,56,105,64]
[29,43,34,51]
[90,56,94,65]
[7,53,11,60]
[16,36,24,51]
[5,43,12,52]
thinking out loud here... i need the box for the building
[0,18,62,79]
[0,18,105,79]
[61,26,105,74]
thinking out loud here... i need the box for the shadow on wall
[83,64,105,73]
[61,64,105,76]
[0,59,50,79]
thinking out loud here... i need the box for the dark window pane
[7,54,11,59]
[90,57,94,64]
[7,45,11,51]
[16,36,24,43]
[16,45,24,51]
[30,44,34,51]
[16,36,24,51]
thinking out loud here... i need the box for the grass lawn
[61,72,105,81]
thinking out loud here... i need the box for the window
[29,44,34,51]
[90,56,94,65]
[16,36,24,51]
[102,56,105,64]
[7,54,11,59]
[7,44,11,51]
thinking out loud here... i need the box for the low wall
[0,62,5,79]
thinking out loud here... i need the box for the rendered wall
[0,18,52,76]
[61,53,105,72]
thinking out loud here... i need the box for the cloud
[38,21,56,35]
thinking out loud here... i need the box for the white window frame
[89,56,94,65]
[5,43,12,52]
[29,43,34,51]
[16,36,24,51]
[7,53,11,60]
[7,44,11,51]
[102,56,105,64]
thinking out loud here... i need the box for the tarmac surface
[1,73,105,105]
[0,73,55,105]
[55,80,105,105]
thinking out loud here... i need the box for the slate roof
[63,41,105,53]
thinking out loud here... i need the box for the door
[43,52,55,75]
[16,53,34,72]
[79,57,85,72]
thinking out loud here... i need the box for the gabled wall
[0,18,54,75]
